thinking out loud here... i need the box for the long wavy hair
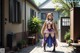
[46,13,54,29]
[46,13,53,21]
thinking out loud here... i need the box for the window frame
[9,0,21,23]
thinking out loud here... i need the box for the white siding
[25,1,39,30]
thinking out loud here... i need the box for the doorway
[0,0,4,48]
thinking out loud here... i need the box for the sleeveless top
[44,20,54,33]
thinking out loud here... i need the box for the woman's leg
[52,43,55,52]
[44,41,46,51]
[44,33,49,51]
[45,33,49,38]
[51,32,54,38]
[52,35,56,52]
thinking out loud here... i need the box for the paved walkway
[15,39,74,53]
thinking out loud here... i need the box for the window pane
[41,13,46,20]
[62,18,70,26]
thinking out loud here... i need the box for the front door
[0,0,4,48]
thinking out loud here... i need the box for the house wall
[3,0,24,47]
[39,9,60,22]
[25,1,39,30]
[58,19,61,41]
[3,0,39,47]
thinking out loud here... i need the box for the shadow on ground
[15,45,36,53]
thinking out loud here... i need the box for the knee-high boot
[52,43,55,52]
[44,42,46,51]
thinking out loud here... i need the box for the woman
[41,13,58,52]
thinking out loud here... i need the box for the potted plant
[16,41,23,50]
[16,40,27,50]
[28,17,42,43]
[64,30,70,43]
[67,39,72,46]
[20,40,26,48]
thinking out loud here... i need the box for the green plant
[21,40,26,45]
[28,17,42,34]
[64,31,70,40]
[41,20,45,24]
[17,40,27,49]
[17,41,23,49]
[67,39,72,44]
[52,0,79,17]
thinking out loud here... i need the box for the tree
[32,0,41,6]
[52,0,79,17]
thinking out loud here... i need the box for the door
[0,0,4,48]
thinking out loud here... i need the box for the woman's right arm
[41,22,46,36]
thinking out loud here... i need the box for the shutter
[14,0,16,23]
[16,1,21,23]
[30,9,33,18]
[9,0,16,23]
[9,0,13,22]
[30,9,35,18]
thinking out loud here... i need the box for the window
[41,13,46,20]
[16,1,21,23]
[62,18,70,26]
[30,8,36,18]
[9,0,21,23]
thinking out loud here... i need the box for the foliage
[17,41,22,49]
[28,17,42,34]
[17,40,26,49]
[52,0,79,17]
[41,20,45,25]
[64,30,70,40]
[31,0,41,6]
[67,39,72,44]
[21,40,26,45]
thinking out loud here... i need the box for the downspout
[25,0,26,35]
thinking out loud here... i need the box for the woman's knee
[45,33,49,38]
[51,33,54,38]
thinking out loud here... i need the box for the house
[0,0,39,48]
[39,0,61,22]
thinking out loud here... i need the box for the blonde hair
[46,13,53,21]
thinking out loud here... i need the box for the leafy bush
[67,39,72,44]
[17,41,23,49]
[17,40,26,49]
[64,31,70,40]
[28,17,42,34]
[41,20,45,25]
[21,40,26,45]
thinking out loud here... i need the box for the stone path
[15,39,74,53]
